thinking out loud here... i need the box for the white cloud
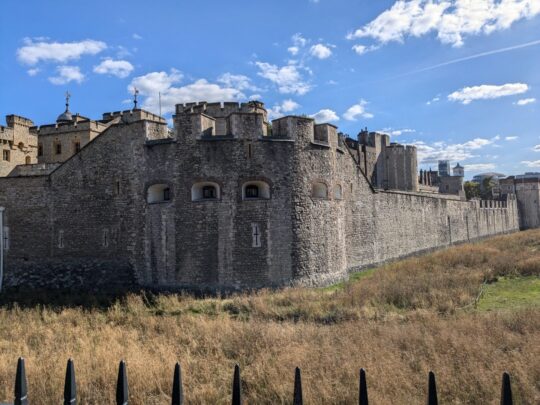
[310,109,340,123]
[48,65,85,85]
[426,96,441,105]
[380,128,416,136]
[347,0,540,48]
[27,68,40,76]
[217,73,258,91]
[412,136,496,163]
[310,43,333,59]
[93,59,134,78]
[351,44,379,55]
[522,160,540,168]
[448,83,529,104]
[288,46,300,55]
[463,163,496,172]
[267,99,301,120]
[505,136,518,141]
[129,70,248,115]
[515,97,536,105]
[343,100,374,121]
[132,33,142,40]
[533,145,540,152]
[255,61,311,95]
[129,69,183,94]
[292,33,308,47]
[17,39,107,65]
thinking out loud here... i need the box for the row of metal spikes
[10,357,513,405]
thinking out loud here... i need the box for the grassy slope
[477,276,540,311]
[0,230,539,404]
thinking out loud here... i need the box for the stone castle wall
[0,115,38,176]
[515,181,540,229]
[0,105,520,291]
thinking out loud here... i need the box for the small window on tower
[55,143,62,155]
[251,223,262,248]
[58,230,64,249]
[2,150,10,162]
[245,184,259,198]
[147,184,173,203]
[191,182,221,201]
[74,142,81,153]
[38,144,43,156]
[25,156,31,164]
[163,187,171,201]
[202,185,217,199]
[242,181,270,200]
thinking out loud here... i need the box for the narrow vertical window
[247,142,253,159]
[55,142,62,155]
[58,230,64,248]
[25,156,31,164]
[74,142,81,153]
[2,150,10,161]
[115,180,121,196]
[251,223,261,248]
[38,144,43,156]
[163,188,171,201]
[3,227,9,250]
[103,229,109,248]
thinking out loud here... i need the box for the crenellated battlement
[102,109,166,124]
[0,125,14,141]
[176,101,267,121]
[6,115,34,128]
[34,119,109,136]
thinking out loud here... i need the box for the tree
[464,181,480,200]
[480,176,496,199]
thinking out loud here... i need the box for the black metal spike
[14,357,28,405]
[293,367,303,405]
[427,371,438,405]
[64,358,77,405]
[171,363,183,405]
[116,360,128,405]
[359,368,368,405]
[500,372,513,405]
[232,364,242,405]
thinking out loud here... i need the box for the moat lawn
[0,230,539,404]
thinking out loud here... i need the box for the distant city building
[453,163,464,177]
[472,172,506,184]
[419,162,465,198]
[438,160,450,177]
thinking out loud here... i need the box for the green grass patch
[477,276,540,311]
[321,268,377,292]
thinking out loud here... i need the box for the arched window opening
[242,181,270,200]
[334,184,342,200]
[202,185,217,199]
[245,184,259,198]
[192,182,220,201]
[312,182,328,199]
[147,184,171,203]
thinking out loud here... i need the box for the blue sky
[1,0,539,178]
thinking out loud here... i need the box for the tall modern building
[438,160,450,177]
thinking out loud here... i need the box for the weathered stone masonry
[0,101,519,290]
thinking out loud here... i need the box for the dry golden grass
[1,230,539,404]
